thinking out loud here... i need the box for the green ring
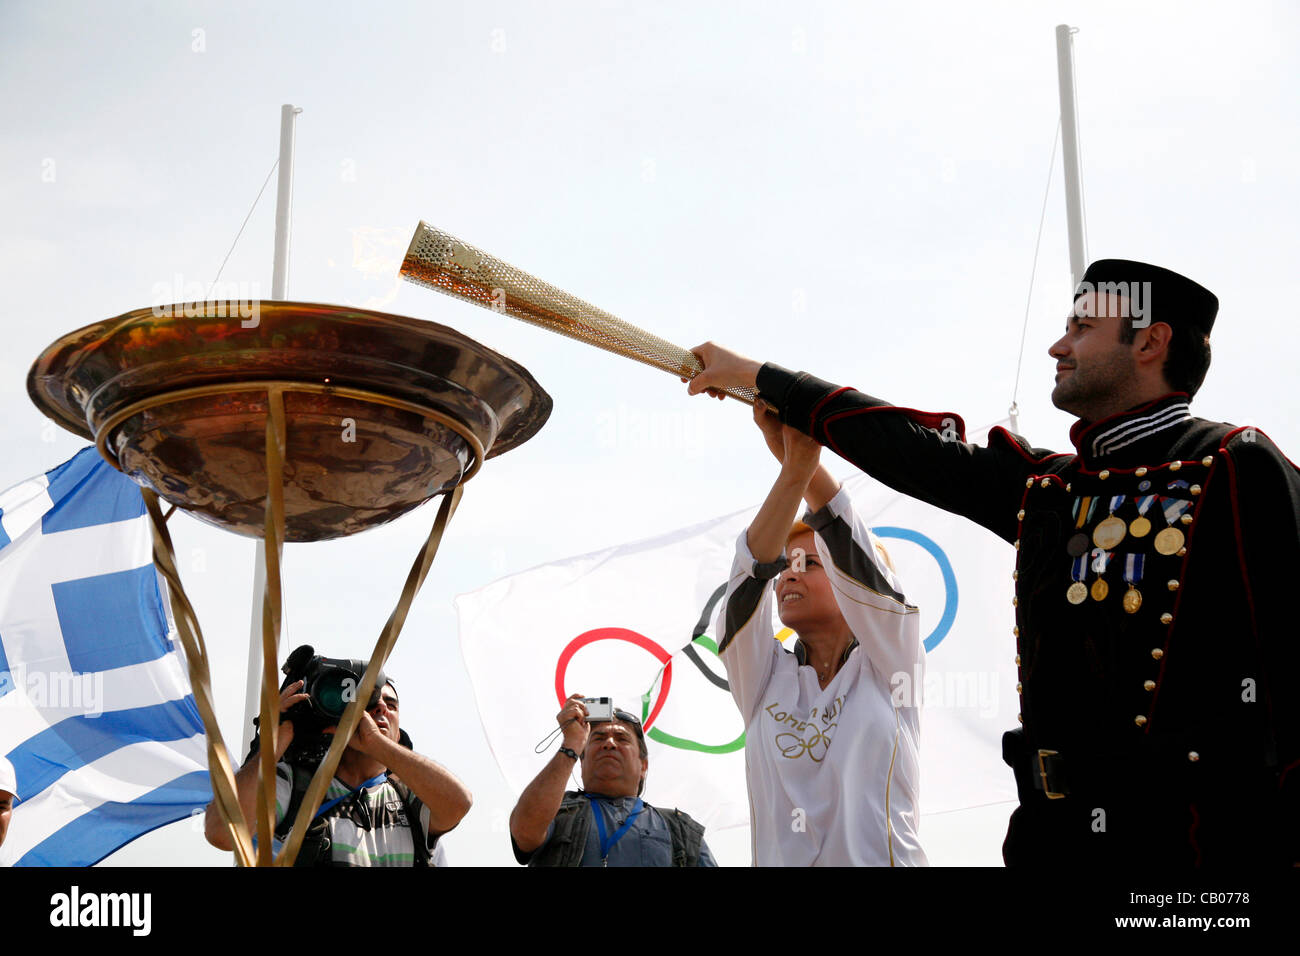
[642,636,746,754]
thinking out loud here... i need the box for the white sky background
[1,0,1296,867]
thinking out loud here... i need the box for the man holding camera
[509,694,716,866]
[204,652,472,866]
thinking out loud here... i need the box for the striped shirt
[274,761,434,867]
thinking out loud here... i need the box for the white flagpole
[242,104,302,742]
[1055,25,1087,289]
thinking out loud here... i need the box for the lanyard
[314,772,387,821]
[256,771,388,853]
[586,794,644,865]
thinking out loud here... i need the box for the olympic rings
[554,627,672,731]
[871,526,958,652]
[550,527,956,754]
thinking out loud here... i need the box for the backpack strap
[273,762,332,867]
[387,778,434,867]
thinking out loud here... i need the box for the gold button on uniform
[1190,484,1202,496]
[1017,714,1024,723]
[1170,461,1182,472]
[1016,683,1022,693]
[1144,680,1156,691]
[1013,626,1019,637]
[1017,509,1025,521]
[1167,580,1179,591]
[1136,467,1148,477]
[1188,751,1200,762]
[1134,715,1147,727]
[1065,483,1072,492]
[1160,612,1173,625]
[1099,469,1110,480]
[1040,478,1051,488]
[1181,514,1193,525]
[1151,648,1164,660]
[1015,655,1021,665]
[1201,456,1213,467]
[1025,478,1034,488]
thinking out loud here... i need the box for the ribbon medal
[1130,494,1157,538]
[1068,496,1098,557]
[1122,553,1145,614]
[1092,495,1128,550]
[1067,555,1088,605]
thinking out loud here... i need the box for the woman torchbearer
[716,401,927,866]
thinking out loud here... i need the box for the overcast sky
[2,0,1296,866]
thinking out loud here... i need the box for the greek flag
[0,447,210,866]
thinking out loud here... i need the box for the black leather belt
[1004,727,1278,802]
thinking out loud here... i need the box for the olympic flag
[0,448,210,866]
[458,426,1021,850]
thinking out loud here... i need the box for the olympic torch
[399,221,757,405]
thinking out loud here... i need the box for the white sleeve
[714,529,784,728]
[273,761,293,827]
[806,486,924,693]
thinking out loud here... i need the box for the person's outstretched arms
[509,694,590,857]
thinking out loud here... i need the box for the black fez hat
[1074,259,1218,336]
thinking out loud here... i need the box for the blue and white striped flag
[0,447,210,866]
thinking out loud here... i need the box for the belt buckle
[1036,749,1066,800]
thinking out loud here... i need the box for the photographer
[204,650,471,866]
[509,694,716,866]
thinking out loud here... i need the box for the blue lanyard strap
[256,771,388,854]
[586,794,644,863]
[315,772,387,821]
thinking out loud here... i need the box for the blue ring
[871,526,958,652]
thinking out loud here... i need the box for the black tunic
[757,364,1299,866]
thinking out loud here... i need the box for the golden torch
[400,221,757,405]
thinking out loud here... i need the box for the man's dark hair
[1119,318,1212,399]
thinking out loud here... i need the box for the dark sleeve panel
[757,362,1066,543]
[718,575,772,656]
[804,502,910,607]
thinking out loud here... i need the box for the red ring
[554,627,673,731]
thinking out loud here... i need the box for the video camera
[246,645,390,767]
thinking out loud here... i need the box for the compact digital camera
[581,696,614,722]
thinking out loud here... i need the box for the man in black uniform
[687,259,1298,866]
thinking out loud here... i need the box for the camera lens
[311,668,356,719]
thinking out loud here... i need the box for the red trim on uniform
[1280,757,1300,792]
[821,404,968,440]
[988,427,1074,468]
[809,386,852,434]
[1223,424,1300,471]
